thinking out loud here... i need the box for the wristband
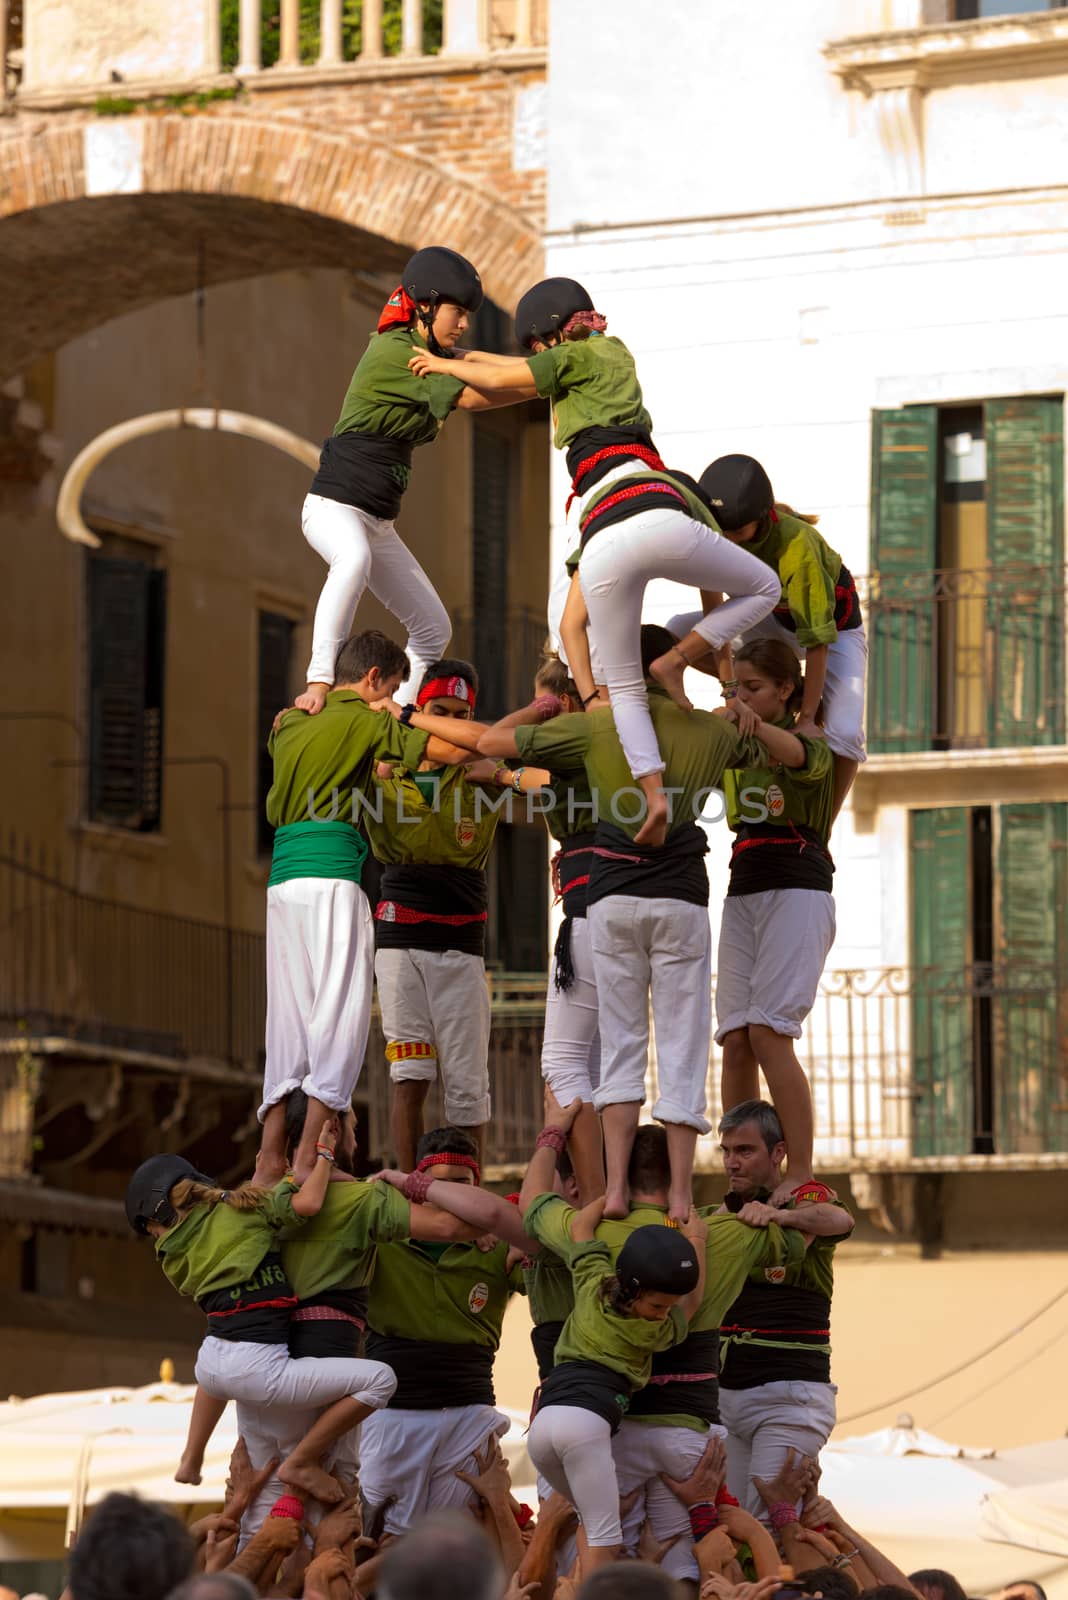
[512,766,526,794]
[716,1486,740,1508]
[833,1552,859,1569]
[401,1170,434,1205]
[269,1494,304,1521]
[535,1126,568,1155]
[491,762,511,786]
[769,1501,800,1531]
[688,1502,720,1541]
[581,690,600,708]
[399,703,415,726]
[315,1145,335,1163]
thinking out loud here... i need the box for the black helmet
[125,1153,213,1236]
[616,1224,700,1297]
[514,277,594,349]
[402,247,483,313]
[698,454,774,532]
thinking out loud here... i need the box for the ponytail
[168,1178,266,1221]
[774,501,820,527]
[536,642,579,703]
[599,1273,639,1315]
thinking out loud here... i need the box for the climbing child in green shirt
[124,1140,398,1505]
[409,277,779,846]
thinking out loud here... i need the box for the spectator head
[378,1511,501,1600]
[578,1563,680,1599]
[863,1590,920,1600]
[166,1579,258,1600]
[334,629,410,694]
[798,1566,859,1600]
[68,1492,193,1600]
[627,1125,670,1199]
[995,1585,1047,1600]
[910,1570,969,1600]
[718,1099,786,1198]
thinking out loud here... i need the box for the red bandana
[417,675,476,710]
[378,285,418,333]
[415,1151,482,1184]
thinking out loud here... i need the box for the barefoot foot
[668,1189,693,1226]
[649,652,694,712]
[634,797,669,848]
[295,683,329,715]
[175,1456,203,1486]
[279,1461,344,1506]
[603,1185,630,1220]
[252,1151,288,1189]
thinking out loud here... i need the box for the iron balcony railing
[861,564,1067,754]
[4,836,1066,1166]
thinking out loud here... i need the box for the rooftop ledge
[823,9,1068,92]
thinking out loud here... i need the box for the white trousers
[588,895,712,1132]
[301,492,450,691]
[261,878,375,1121]
[720,1380,838,1521]
[236,1400,361,1549]
[542,915,601,1105]
[667,609,868,763]
[614,1420,727,1582]
[580,508,779,778]
[715,889,836,1042]
[375,947,491,1124]
[359,1405,510,1535]
[195,1336,397,1412]
[527,1404,622,1547]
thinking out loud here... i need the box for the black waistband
[773,564,862,636]
[376,862,488,955]
[365,1332,495,1409]
[566,426,659,495]
[531,1320,566,1382]
[310,432,414,520]
[579,478,691,548]
[627,1329,721,1424]
[535,1359,632,1434]
[557,832,595,919]
[719,1283,832,1388]
[587,820,709,908]
[197,1250,296,1345]
[289,1289,367,1361]
[728,822,834,897]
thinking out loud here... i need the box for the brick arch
[0,113,543,377]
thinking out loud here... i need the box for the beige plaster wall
[22,0,215,91]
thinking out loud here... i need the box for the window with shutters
[910,801,1068,1156]
[472,423,513,721]
[257,611,295,858]
[952,0,1066,16]
[869,396,1065,754]
[86,543,167,832]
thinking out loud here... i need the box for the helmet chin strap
[418,294,445,358]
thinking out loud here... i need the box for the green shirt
[367,1238,524,1347]
[548,1240,686,1389]
[524,1247,575,1326]
[334,326,465,443]
[516,693,766,843]
[724,728,835,846]
[365,763,504,868]
[740,513,844,648]
[267,692,429,828]
[543,772,597,844]
[280,1178,412,1301]
[155,1182,298,1300]
[526,336,653,452]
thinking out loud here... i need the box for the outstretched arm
[412,348,539,397]
[371,1171,536,1252]
[478,694,560,765]
[559,574,603,708]
[518,1087,581,1214]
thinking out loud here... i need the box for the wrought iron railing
[4,837,1065,1165]
[862,564,1066,753]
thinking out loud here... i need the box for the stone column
[318,0,343,65]
[442,0,483,55]
[401,0,424,56]
[513,0,532,47]
[236,0,262,74]
[278,0,301,67]
[362,0,383,58]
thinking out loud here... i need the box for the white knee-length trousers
[301,492,450,692]
[541,914,601,1105]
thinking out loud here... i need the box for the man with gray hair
[715,1098,853,1519]
[377,1511,503,1600]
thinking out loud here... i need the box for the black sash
[288,1287,369,1361]
[530,1320,566,1382]
[587,820,709,908]
[197,1250,295,1345]
[728,822,834,897]
[375,863,488,955]
[627,1328,721,1425]
[719,1282,832,1389]
[566,425,659,495]
[535,1359,632,1434]
[310,432,414,520]
[365,1332,496,1409]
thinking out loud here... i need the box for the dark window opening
[87,545,167,832]
[257,611,295,857]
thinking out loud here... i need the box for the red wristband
[769,1501,800,1531]
[535,1126,568,1154]
[688,1502,720,1540]
[401,1171,434,1206]
[716,1486,740,1508]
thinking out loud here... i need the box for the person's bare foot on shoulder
[648,650,694,712]
[635,793,669,847]
[603,1184,630,1220]
[295,682,329,715]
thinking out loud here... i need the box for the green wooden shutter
[257,611,294,857]
[994,801,1068,1153]
[869,406,938,753]
[985,398,1065,747]
[911,806,973,1156]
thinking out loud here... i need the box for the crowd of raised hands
[55,1429,948,1600]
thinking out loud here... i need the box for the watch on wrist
[399,703,416,726]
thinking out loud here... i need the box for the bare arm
[803,1494,924,1598]
[719,1505,782,1577]
[457,385,537,411]
[559,574,601,707]
[678,1209,708,1321]
[518,1493,577,1600]
[372,1171,536,1251]
[291,1129,339,1217]
[734,1198,852,1240]
[798,644,828,727]
[518,1088,581,1213]
[721,702,806,769]
[411,347,540,397]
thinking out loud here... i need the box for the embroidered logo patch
[379,901,396,922]
[456,817,477,848]
[468,1282,490,1314]
[765,783,785,818]
[765,1266,787,1284]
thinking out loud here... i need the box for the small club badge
[765,783,785,818]
[468,1282,490,1314]
[764,1266,787,1284]
[456,817,477,849]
